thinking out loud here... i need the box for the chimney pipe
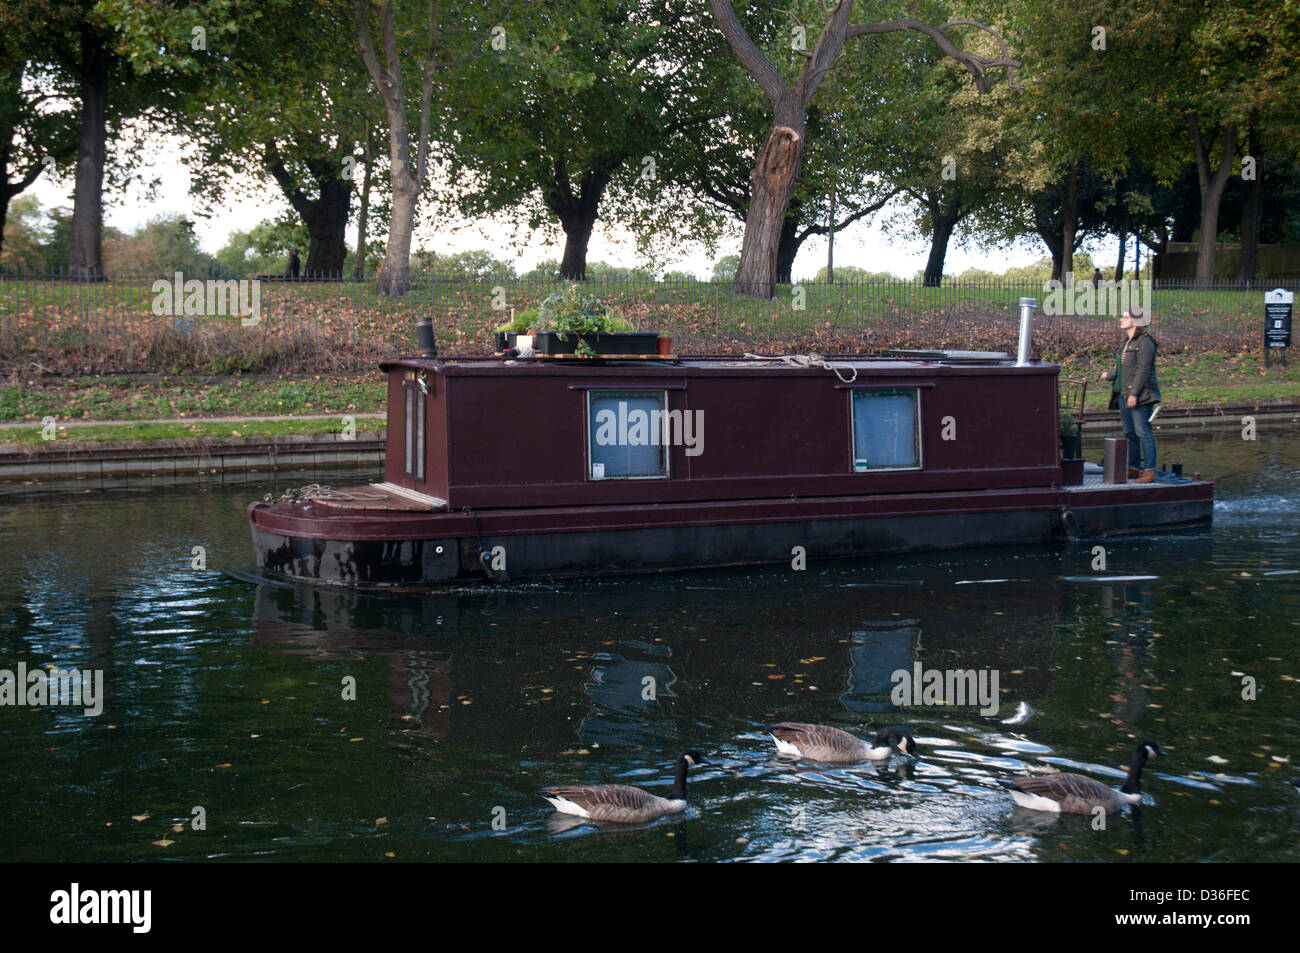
[415,317,437,358]
[1016,297,1036,366]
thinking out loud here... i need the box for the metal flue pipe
[1016,297,1036,366]
[415,317,437,358]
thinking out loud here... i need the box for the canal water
[1,423,1297,862]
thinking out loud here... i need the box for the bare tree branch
[709,0,790,102]
[796,186,901,241]
[847,17,1022,92]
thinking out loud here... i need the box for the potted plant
[1059,410,1080,459]
[493,307,538,352]
[494,284,659,357]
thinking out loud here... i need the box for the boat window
[403,383,426,481]
[587,391,669,479]
[851,389,920,471]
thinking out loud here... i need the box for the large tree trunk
[379,177,418,295]
[266,145,354,278]
[733,121,803,297]
[353,0,440,297]
[548,169,612,281]
[825,177,836,283]
[776,214,799,284]
[1056,166,1079,283]
[353,130,373,281]
[1036,227,1064,281]
[922,200,961,286]
[68,28,109,278]
[1237,125,1261,284]
[1114,234,1126,283]
[301,177,351,277]
[1190,117,1237,285]
[558,213,595,280]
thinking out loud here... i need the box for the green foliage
[533,283,636,335]
[0,196,50,270]
[585,260,655,282]
[412,249,517,281]
[104,214,220,275]
[215,214,310,275]
[520,259,560,281]
[1058,410,1079,438]
[812,265,898,283]
[711,255,740,282]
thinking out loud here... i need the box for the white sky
[26,131,1089,280]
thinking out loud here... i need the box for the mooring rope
[265,483,388,504]
[741,352,859,383]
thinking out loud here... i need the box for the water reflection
[2,436,1298,861]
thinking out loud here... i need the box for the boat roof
[382,351,1060,376]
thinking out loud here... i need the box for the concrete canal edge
[0,404,1295,485]
[0,433,385,484]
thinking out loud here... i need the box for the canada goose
[999,741,1166,814]
[539,751,708,824]
[768,723,917,763]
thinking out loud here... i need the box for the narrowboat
[247,338,1213,590]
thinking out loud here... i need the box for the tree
[105,0,381,278]
[7,0,188,277]
[0,34,79,263]
[352,0,513,295]
[444,0,700,280]
[1121,0,1300,282]
[708,0,1019,297]
[215,214,311,275]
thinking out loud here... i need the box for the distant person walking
[286,248,300,279]
[1099,307,1161,483]
[1092,267,1103,289]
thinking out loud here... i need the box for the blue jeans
[1120,402,1157,471]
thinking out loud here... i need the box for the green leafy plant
[494,307,539,333]
[533,283,636,336]
[1059,410,1079,438]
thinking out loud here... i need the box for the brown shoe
[1127,467,1140,479]
[1135,470,1156,484]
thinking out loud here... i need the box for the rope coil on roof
[740,352,859,384]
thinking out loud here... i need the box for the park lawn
[0,416,385,446]
[1,349,1294,449]
[1059,351,1299,412]
[0,373,385,422]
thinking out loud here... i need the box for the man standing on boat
[1100,307,1161,483]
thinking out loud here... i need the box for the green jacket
[1109,329,1161,409]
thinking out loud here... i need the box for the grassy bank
[1062,351,1300,413]
[0,374,384,422]
[1,350,1295,451]
[1,275,1272,374]
[0,415,385,447]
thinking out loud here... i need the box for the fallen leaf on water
[215,763,231,769]
[131,814,149,822]
[1207,755,1229,764]
[171,825,183,833]
[152,839,174,847]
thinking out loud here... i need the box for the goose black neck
[1121,746,1149,794]
[672,755,690,799]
